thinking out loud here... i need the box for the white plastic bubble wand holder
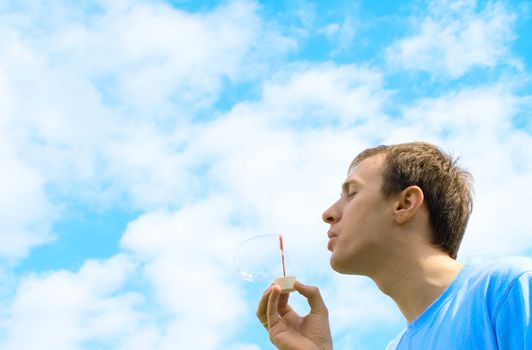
[275,234,296,294]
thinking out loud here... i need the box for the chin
[330,255,348,274]
[330,253,364,276]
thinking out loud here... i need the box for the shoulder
[459,256,532,301]
[463,256,532,314]
[467,256,532,281]
[483,258,532,344]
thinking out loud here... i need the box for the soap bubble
[233,234,287,282]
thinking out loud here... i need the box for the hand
[256,281,333,350]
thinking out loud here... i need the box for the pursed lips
[327,230,337,251]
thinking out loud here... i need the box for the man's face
[322,154,395,275]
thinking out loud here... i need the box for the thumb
[293,281,328,315]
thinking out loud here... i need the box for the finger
[256,286,273,327]
[293,281,328,315]
[277,291,290,308]
[266,284,282,328]
[277,292,294,317]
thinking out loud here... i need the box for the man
[256,142,532,349]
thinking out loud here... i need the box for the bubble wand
[274,234,296,293]
[279,234,286,277]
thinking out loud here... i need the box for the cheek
[343,202,385,237]
[342,202,367,228]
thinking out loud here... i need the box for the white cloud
[37,0,292,116]
[0,67,53,258]
[386,0,518,77]
[320,16,357,54]
[259,63,387,126]
[0,149,52,259]
[0,255,142,350]
[396,84,520,140]
[120,198,249,349]
[0,0,296,212]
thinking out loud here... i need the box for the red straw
[279,234,286,277]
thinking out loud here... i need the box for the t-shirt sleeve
[494,271,532,349]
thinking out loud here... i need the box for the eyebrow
[341,179,362,195]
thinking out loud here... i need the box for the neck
[371,250,464,323]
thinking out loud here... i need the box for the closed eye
[341,179,361,199]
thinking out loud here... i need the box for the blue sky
[0,0,531,349]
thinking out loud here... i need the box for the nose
[322,202,340,224]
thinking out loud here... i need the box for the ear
[393,185,424,224]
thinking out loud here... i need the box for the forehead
[345,154,384,185]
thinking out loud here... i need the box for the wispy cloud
[386,0,518,78]
[1,255,140,349]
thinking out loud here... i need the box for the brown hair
[350,142,473,259]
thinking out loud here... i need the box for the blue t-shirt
[386,257,532,350]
